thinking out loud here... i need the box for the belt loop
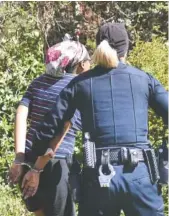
[66,154,73,166]
[101,150,110,166]
[128,149,139,167]
[121,147,128,164]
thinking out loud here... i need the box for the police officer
[31,23,168,216]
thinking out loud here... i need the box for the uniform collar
[95,61,127,73]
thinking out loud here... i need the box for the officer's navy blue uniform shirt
[32,63,168,156]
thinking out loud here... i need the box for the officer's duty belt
[96,147,144,165]
[96,147,159,184]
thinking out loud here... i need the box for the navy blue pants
[79,162,164,216]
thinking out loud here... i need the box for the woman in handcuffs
[8,37,90,216]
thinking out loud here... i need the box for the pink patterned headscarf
[45,40,90,77]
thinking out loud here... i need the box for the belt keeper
[128,149,139,167]
[121,147,128,164]
[66,154,73,166]
[101,150,110,166]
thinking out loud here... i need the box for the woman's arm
[15,105,29,158]
[8,105,28,184]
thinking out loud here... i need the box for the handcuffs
[13,148,55,173]
[98,149,116,188]
[14,160,43,173]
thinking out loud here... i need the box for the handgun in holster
[143,149,160,184]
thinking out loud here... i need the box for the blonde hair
[93,40,119,68]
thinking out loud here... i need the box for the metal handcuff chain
[14,147,55,173]
[14,161,43,173]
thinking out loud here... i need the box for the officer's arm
[32,81,77,156]
[148,74,168,125]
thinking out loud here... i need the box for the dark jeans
[79,162,164,216]
[20,158,75,216]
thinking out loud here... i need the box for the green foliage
[0,177,33,216]
[128,38,168,147]
[0,3,44,214]
[0,2,44,178]
[0,2,168,216]
[128,38,167,86]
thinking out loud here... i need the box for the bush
[0,177,33,216]
[0,3,44,179]
[0,3,168,215]
[128,38,168,147]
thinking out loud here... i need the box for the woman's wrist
[14,152,25,163]
[33,155,50,171]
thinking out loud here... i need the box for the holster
[143,149,160,184]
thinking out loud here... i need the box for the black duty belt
[96,147,145,165]
[82,138,159,184]
[96,147,159,184]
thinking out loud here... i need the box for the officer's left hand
[22,170,40,199]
